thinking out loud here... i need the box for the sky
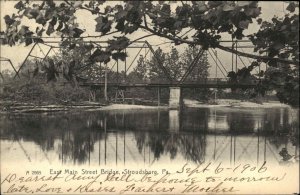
[0,1,296,78]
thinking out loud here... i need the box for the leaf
[36,14,47,25]
[60,39,70,47]
[73,28,84,38]
[258,70,264,77]
[90,49,111,63]
[161,4,171,16]
[25,38,33,46]
[208,1,222,8]
[95,16,112,34]
[146,12,156,20]
[4,15,15,26]
[256,18,262,24]
[36,27,45,36]
[176,5,190,18]
[73,1,83,8]
[227,71,237,80]
[56,21,64,31]
[124,23,138,34]
[244,7,261,17]
[268,59,277,67]
[273,42,284,50]
[251,61,259,67]
[112,52,127,61]
[286,2,296,12]
[107,36,129,51]
[33,38,44,44]
[223,3,235,11]
[251,7,261,17]
[84,44,94,51]
[174,21,183,29]
[194,1,208,12]
[115,18,125,31]
[156,17,166,25]
[115,10,127,20]
[27,8,40,19]
[14,1,25,10]
[103,6,112,14]
[69,43,76,49]
[46,24,54,36]
[45,8,55,20]
[238,20,250,29]
[19,25,30,35]
[97,0,105,5]
[49,16,57,26]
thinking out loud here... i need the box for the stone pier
[169,87,182,109]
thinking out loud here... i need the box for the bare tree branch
[216,45,297,65]
[129,34,155,45]
[0,31,120,41]
[81,31,120,38]
[143,14,148,28]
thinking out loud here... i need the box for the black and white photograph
[0,1,299,194]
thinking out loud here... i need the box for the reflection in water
[0,107,299,166]
[169,110,180,132]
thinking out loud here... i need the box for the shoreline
[184,99,291,109]
[0,99,293,114]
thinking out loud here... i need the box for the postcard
[0,1,299,194]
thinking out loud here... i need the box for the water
[0,107,299,166]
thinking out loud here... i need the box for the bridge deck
[81,80,258,89]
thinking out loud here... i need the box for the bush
[0,78,89,104]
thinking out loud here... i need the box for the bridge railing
[81,77,259,87]
[182,78,229,84]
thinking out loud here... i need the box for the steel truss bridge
[1,39,268,101]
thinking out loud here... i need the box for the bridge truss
[0,57,19,80]
[10,39,261,85]
[3,38,267,102]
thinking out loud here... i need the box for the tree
[132,46,209,83]
[131,55,147,82]
[181,46,209,81]
[165,46,182,80]
[263,63,299,106]
[1,1,299,106]
[147,47,168,82]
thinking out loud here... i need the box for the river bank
[0,98,291,114]
[0,100,169,114]
[184,99,291,108]
[0,101,104,113]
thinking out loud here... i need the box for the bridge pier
[169,87,182,109]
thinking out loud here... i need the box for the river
[0,106,298,166]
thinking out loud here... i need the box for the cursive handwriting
[0,162,291,194]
